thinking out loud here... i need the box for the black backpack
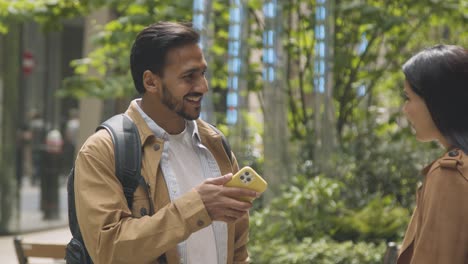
[65,114,232,264]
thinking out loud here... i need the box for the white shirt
[134,99,228,264]
[167,128,217,264]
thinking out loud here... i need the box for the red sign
[22,50,35,76]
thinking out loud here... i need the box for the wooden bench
[13,236,66,264]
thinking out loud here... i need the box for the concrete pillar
[76,9,112,153]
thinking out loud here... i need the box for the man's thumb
[207,173,233,185]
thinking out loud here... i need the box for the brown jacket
[398,149,468,264]
[74,101,249,264]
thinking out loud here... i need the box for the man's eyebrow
[181,66,207,75]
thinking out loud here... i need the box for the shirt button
[197,220,204,227]
[448,150,459,157]
[153,144,161,151]
[140,207,148,216]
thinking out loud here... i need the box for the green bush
[249,237,386,264]
[333,195,410,242]
[249,174,409,263]
[250,175,345,243]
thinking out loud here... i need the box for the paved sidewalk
[0,226,71,263]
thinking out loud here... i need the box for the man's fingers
[223,186,259,200]
[227,198,253,211]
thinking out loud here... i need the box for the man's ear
[143,70,161,93]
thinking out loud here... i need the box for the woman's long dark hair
[402,44,468,153]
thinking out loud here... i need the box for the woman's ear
[143,70,161,93]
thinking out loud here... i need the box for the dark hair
[402,44,468,152]
[130,21,200,94]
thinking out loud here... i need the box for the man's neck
[140,97,185,134]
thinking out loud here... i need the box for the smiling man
[73,22,257,264]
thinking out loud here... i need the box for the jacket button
[448,150,459,157]
[153,144,160,151]
[197,220,204,227]
[140,207,148,216]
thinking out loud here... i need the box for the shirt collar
[187,120,202,142]
[134,98,201,142]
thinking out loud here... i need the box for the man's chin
[178,110,201,121]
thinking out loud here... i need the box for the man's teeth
[186,96,201,102]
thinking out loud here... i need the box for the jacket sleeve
[230,154,250,263]
[74,130,212,264]
[410,167,468,264]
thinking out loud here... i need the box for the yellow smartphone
[225,166,268,202]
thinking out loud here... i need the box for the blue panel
[268,67,275,82]
[319,61,325,75]
[357,85,366,96]
[358,33,368,55]
[319,42,326,58]
[263,2,276,18]
[317,24,325,39]
[263,30,276,46]
[318,76,325,93]
[262,0,278,84]
[228,76,239,91]
[319,6,326,20]
[193,14,204,30]
[263,48,276,64]
[229,24,240,38]
[315,8,321,20]
[227,109,238,125]
[193,0,204,11]
[230,7,241,23]
[232,76,238,89]
[267,30,275,46]
[269,48,276,64]
[228,40,239,56]
[235,58,242,73]
[227,92,238,107]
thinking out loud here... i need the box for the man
[74,21,258,264]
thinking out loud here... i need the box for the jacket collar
[126,99,202,144]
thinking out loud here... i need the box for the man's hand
[194,173,258,223]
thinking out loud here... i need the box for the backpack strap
[67,114,162,264]
[97,114,142,210]
[207,123,233,164]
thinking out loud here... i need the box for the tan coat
[398,149,468,264]
[74,101,249,264]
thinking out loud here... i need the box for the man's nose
[194,78,209,94]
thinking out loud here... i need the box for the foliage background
[1,0,467,262]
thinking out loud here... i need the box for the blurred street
[0,176,69,263]
[18,176,68,232]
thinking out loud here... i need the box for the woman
[398,44,468,263]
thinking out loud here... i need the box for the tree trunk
[263,1,289,202]
[0,22,21,234]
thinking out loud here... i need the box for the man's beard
[161,84,202,120]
